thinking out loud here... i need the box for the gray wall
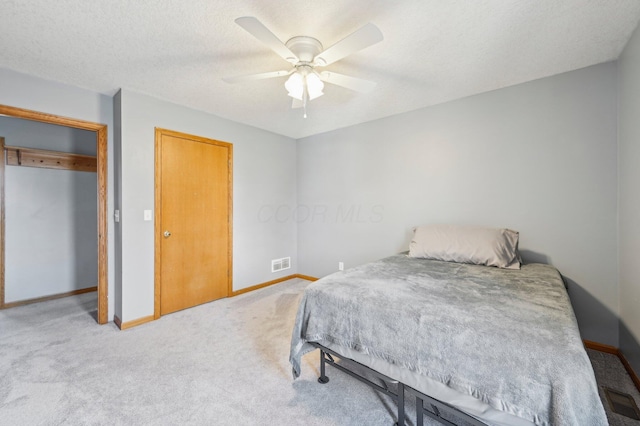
[116,90,297,322]
[618,23,640,373]
[0,69,298,323]
[0,60,629,350]
[0,117,97,155]
[0,67,115,316]
[297,62,619,345]
[1,117,97,302]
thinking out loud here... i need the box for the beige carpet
[0,278,638,425]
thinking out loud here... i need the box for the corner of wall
[113,90,123,322]
[617,18,640,375]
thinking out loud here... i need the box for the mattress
[289,254,608,426]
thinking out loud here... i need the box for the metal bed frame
[312,342,488,426]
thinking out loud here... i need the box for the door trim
[154,128,233,319]
[0,104,108,324]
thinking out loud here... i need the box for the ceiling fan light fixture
[306,72,324,100]
[285,70,324,102]
[285,72,304,100]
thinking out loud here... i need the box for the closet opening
[0,105,108,324]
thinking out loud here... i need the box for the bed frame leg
[416,397,424,426]
[318,350,330,384]
[396,383,405,426]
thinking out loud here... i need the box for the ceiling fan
[223,17,383,118]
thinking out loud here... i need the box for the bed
[289,226,608,426]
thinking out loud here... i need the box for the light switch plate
[143,210,152,221]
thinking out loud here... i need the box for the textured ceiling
[1,1,640,139]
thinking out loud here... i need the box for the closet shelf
[5,145,96,172]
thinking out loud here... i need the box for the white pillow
[408,224,521,269]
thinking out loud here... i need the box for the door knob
[164,230,171,238]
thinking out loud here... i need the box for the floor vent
[604,387,640,420]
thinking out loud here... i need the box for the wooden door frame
[0,104,109,324]
[154,128,233,319]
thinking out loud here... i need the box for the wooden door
[155,128,232,316]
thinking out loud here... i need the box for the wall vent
[271,257,291,273]
[604,387,640,420]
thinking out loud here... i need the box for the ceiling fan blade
[291,98,303,109]
[235,17,298,64]
[319,71,376,93]
[223,69,292,84]
[314,23,383,66]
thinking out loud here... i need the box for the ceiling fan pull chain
[303,82,309,118]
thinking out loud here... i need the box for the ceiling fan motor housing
[285,36,323,63]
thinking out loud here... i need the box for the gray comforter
[289,255,607,426]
